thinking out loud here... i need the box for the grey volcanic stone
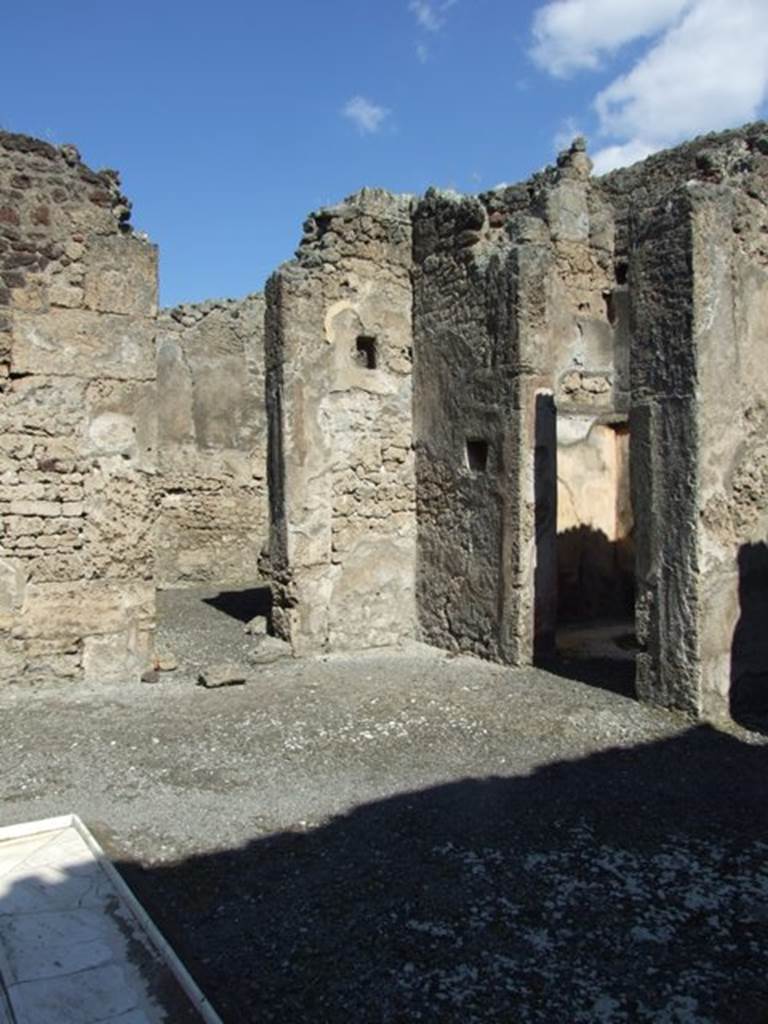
[197,663,249,688]
[249,636,292,665]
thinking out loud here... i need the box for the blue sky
[3,0,767,306]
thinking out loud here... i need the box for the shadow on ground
[202,586,273,625]
[537,654,637,699]
[112,725,768,1024]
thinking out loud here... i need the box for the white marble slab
[0,816,220,1024]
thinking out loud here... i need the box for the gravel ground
[1,587,767,1023]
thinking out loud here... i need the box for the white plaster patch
[88,412,136,455]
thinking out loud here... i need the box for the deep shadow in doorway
[533,395,637,700]
[202,586,273,624]
[731,541,768,733]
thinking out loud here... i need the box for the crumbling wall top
[291,187,414,277]
[596,121,768,253]
[160,293,264,328]
[0,130,138,236]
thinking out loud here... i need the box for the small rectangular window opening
[355,336,377,370]
[466,438,489,473]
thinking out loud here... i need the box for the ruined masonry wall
[692,178,768,720]
[154,295,267,587]
[620,128,768,718]
[530,149,632,631]
[412,143,628,665]
[412,188,522,661]
[0,132,157,684]
[266,189,416,653]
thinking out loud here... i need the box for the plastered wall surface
[265,189,416,653]
[154,295,267,588]
[691,183,768,719]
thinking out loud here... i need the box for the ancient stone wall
[690,182,768,720]
[0,132,157,683]
[266,189,416,653]
[532,147,632,634]
[617,127,768,719]
[412,142,630,664]
[154,295,267,587]
[3,119,767,720]
[629,189,700,715]
[411,189,524,661]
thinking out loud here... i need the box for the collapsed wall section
[266,189,416,653]
[0,132,157,684]
[154,295,267,587]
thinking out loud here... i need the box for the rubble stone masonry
[154,295,267,588]
[3,121,768,724]
[265,189,416,653]
[0,131,157,683]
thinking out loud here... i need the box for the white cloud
[531,0,768,172]
[416,42,429,63]
[595,0,768,142]
[591,140,656,175]
[409,0,456,33]
[342,96,391,135]
[531,0,691,76]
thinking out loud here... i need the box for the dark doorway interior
[731,541,768,731]
[541,416,637,696]
[203,586,272,624]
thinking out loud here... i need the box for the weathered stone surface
[266,188,417,654]
[0,130,157,684]
[197,663,249,688]
[2,120,768,726]
[84,235,158,317]
[244,615,268,636]
[410,139,622,666]
[248,635,292,665]
[257,125,768,723]
[12,309,155,381]
[154,294,267,587]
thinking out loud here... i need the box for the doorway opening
[730,542,768,732]
[554,417,637,693]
